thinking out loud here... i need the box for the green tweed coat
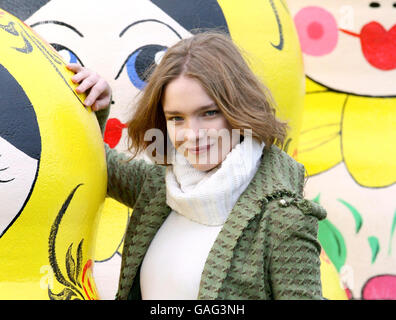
[96,109,326,300]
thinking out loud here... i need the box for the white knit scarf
[165,138,265,226]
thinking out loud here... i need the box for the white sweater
[140,138,264,299]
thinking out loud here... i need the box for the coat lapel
[130,183,172,267]
[198,154,267,299]
[117,181,171,299]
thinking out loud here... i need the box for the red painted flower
[362,274,396,300]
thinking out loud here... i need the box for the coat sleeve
[268,200,325,300]
[94,107,154,209]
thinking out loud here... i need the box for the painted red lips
[340,21,396,71]
[104,118,128,148]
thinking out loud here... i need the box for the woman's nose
[183,118,206,142]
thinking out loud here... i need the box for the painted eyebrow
[164,104,218,116]
[119,19,182,39]
[30,20,84,37]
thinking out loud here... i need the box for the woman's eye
[168,116,184,122]
[204,110,219,117]
[51,43,84,65]
[119,44,167,90]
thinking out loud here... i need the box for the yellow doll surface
[0,9,106,299]
[218,0,305,157]
[298,78,396,188]
[320,250,348,300]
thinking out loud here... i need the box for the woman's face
[163,76,239,171]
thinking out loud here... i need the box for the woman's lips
[187,144,213,155]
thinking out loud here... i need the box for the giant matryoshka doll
[287,0,396,299]
[0,8,106,299]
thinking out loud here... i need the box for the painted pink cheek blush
[294,6,339,56]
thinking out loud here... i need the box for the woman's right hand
[67,63,112,111]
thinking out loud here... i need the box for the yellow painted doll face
[287,0,396,96]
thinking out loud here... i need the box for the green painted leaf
[312,193,346,271]
[312,193,321,204]
[318,219,347,272]
[388,210,396,255]
[337,198,363,233]
[368,236,380,264]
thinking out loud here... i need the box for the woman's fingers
[92,96,111,111]
[67,63,111,110]
[84,79,107,107]
[68,63,97,89]
[71,69,91,84]
[75,74,97,94]
[66,63,83,73]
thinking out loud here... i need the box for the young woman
[68,31,326,300]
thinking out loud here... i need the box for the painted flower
[362,275,396,300]
[82,259,99,300]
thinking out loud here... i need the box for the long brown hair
[127,31,288,163]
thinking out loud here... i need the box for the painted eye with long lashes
[0,164,14,183]
[116,44,167,90]
[51,43,84,66]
